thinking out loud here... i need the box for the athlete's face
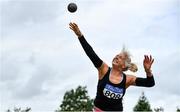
[112,53,126,69]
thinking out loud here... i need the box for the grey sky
[0,0,180,111]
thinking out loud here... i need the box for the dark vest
[94,67,126,111]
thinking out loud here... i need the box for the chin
[112,63,120,68]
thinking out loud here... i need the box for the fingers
[144,55,154,63]
[151,58,154,65]
[149,55,153,63]
[144,55,148,62]
[69,22,78,28]
[74,23,78,27]
[69,22,79,32]
[69,26,74,31]
[147,55,149,61]
[69,22,75,29]
[69,23,76,32]
[150,55,152,60]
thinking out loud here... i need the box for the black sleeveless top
[94,67,126,111]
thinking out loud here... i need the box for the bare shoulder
[126,74,137,88]
[98,62,109,80]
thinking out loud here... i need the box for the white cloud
[1,0,179,111]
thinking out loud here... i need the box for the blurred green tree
[133,92,152,112]
[56,86,93,111]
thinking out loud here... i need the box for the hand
[69,22,83,37]
[143,55,154,74]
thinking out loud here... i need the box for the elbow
[147,81,155,87]
[148,84,155,87]
[151,81,155,87]
[135,77,155,87]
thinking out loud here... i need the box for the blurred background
[0,0,179,111]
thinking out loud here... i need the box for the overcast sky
[0,0,180,111]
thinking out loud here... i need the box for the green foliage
[58,86,94,111]
[177,106,180,112]
[154,107,164,112]
[6,107,31,112]
[133,92,152,112]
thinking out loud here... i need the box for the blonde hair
[121,47,138,72]
[128,63,138,72]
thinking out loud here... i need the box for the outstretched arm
[69,22,103,69]
[127,55,155,87]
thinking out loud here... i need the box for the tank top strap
[99,67,111,82]
[121,72,127,90]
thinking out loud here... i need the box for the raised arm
[127,55,155,88]
[69,22,103,69]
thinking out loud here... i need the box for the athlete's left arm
[126,55,155,88]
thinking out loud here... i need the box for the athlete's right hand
[69,22,83,37]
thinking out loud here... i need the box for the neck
[111,66,122,76]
